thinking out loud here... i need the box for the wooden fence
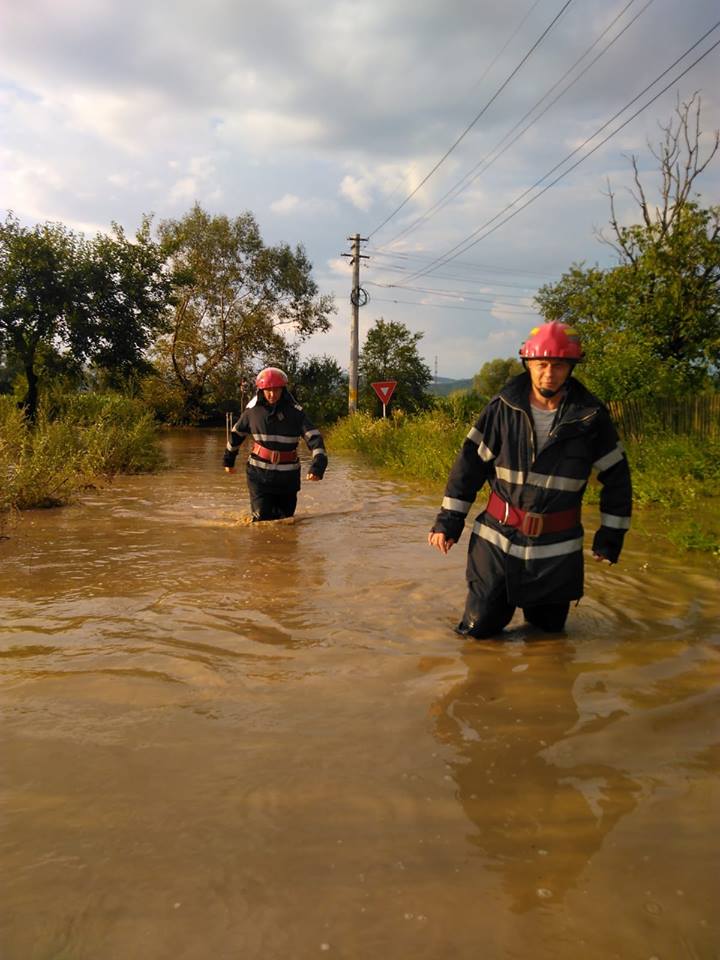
[608,394,720,441]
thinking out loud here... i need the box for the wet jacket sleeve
[300,411,328,478]
[223,411,251,468]
[590,409,632,563]
[431,404,498,542]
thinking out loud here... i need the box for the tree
[78,217,172,383]
[359,317,432,414]
[153,204,334,422]
[0,216,78,418]
[535,96,720,401]
[292,355,348,424]
[472,357,523,399]
[0,213,170,419]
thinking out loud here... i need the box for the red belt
[251,442,298,464]
[486,491,580,537]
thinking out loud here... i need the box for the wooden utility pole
[342,234,369,414]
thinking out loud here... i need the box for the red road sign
[371,381,397,404]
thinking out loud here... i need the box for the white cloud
[340,175,372,211]
[169,177,198,203]
[327,257,352,278]
[270,193,300,214]
[216,110,326,154]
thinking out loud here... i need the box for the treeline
[0,203,343,426]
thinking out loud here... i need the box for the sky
[1,0,719,379]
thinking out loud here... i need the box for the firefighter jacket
[223,390,328,492]
[431,373,632,606]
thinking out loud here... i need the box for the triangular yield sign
[371,380,398,404]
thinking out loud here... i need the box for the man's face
[527,359,572,395]
[262,387,283,405]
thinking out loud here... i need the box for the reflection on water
[434,641,643,915]
[1,430,719,959]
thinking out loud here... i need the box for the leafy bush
[329,409,720,554]
[624,435,720,506]
[0,393,164,511]
[329,410,468,484]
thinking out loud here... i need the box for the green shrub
[0,393,164,511]
[329,409,720,554]
[624,435,720,506]
[329,410,468,484]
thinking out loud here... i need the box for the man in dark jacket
[428,322,632,638]
[223,367,328,521]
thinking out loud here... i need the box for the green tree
[292,355,348,424]
[535,96,720,401]
[0,216,78,419]
[79,217,171,384]
[154,204,334,422]
[472,357,523,398]
[0,214,170,419]
[359,317,432,414]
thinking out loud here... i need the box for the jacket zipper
[500,396,536,464]
[546,410,597,446]
[501,396,597,468]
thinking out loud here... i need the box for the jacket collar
[499,372,600,424]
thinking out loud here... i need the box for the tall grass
[328,409,720,554]
[329,410,468,485]
[0,394,164,512]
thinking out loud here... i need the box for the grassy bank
[0,394,164,513]
[328,411,720,556]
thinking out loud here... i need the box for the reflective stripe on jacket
[223,390,328,490]
[432,373,632,605]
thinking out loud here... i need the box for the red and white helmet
[519,321,584,361]
[255,367,289,389]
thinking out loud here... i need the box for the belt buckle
[270,449,281,465]
[520,511,544,537]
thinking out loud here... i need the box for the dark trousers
[457,581,570,639]
[249,486,298,522]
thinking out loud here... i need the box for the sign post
[371,380,398,418]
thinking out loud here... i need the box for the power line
[400,23,720,283]
[370,296,540,316]
[470,0,545,96]
[366,0,577,239]
[367,262,547,289]
[378,0,653,249]
[366,280,540,305]
[365,248,558,279]
[369,267,544,291]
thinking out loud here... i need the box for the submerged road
[1,429,719,959]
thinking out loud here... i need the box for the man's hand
[306,473,321,481]
[591,551,613,565]
[224,466,236,474]
[428,531,456,555]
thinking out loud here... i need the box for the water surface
[1,430,718,959]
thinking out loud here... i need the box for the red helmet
[255,367,289,389]
[519,321,584,361]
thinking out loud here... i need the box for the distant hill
[428,378,474,396]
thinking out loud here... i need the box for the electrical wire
[366,0,576,239]
[399,23,720,283]
[369,268,545,291]
[367,263,547,290]
[365,248,558,280]
[365,280,539,309]
[377,0,653,250]
[371,296,541,316]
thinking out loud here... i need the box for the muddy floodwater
[1,430,719,960]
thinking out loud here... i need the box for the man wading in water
[224,367,328,521]
[428,322,632,638]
